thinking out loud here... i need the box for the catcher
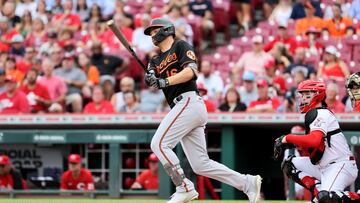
[346,72,360,112]
[274,80,359,203]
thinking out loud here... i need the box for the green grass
[0,200,306,203]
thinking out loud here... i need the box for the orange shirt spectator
[325,3,353,38]
[83,86,114,114]
[60,154,95,191]
[78,52,100,86]
[4,57,24,84]
[295,2,325,36]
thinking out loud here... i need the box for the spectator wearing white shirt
[132,14,155,54]
[15,0,37,18]
[197,60,224,103]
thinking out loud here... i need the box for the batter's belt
[170,91,200,108]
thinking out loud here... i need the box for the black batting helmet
[144,18,175,44]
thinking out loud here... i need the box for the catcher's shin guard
[318,191,342,203]
[281,156,319,197]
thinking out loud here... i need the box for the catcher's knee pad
[281,155,297,178]
[318,191,342,203]
[164,163,185,187]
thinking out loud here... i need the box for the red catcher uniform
[135,169,159,190]
[83,101,114,114]
[20,83,51,112]
[60,168,95,190]
[0,90,30,113]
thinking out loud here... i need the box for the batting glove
[155,78,170,89]
[144,70,157,87]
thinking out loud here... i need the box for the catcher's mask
[346,72,360,111]
[144,18,175,45]
[297,80,326,114]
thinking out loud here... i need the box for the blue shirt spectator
[290,1,323,20]
[350,0,360,20]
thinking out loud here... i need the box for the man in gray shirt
[54,52,86,112]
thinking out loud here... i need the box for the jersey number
[166,68,178,77]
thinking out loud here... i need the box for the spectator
[132,14,156,54]
[101,13,133,50]
[100,75,115,101]
[269,43,293,70]
[15,0,37,18]
[285,47,316,80]
[189,0,214,34]
[2,2,21,27]
[78,52,99,98]
[238,71,258,106]
[0,69,6,94]
[54,52,87,112]
[119,91,140,113]
[317,45,350,80]
[264,58,286,95]
[51,0,64,14]
[16,47,35,74]
[20,68,51,113]
[10,34,25,57]
[296,26,323,56]
[76,0,89,22]
[19,10,33,37]
[0,75,29,114]
[247,79,280,113]
[197,60,224,103]
[0,16,19,50]
[83,85,114,114]
[4,56,24,84]
[85,3,104,23]
[268,0,293,26]
[324,3,353,38]
[357,22,360,36]
[49,44,64,69]
[79,20,103,49]
[131,153,159,190]
[324,0,351,19]
[349,0,360,20]
[33,0,48,24]
[90,42,127,76]
[52,0,81,32]
[232,0,252,33]
[139,86,164,113]
[325,82,345,113]
[38,58,67,113]
[38,32,58,57]
[295,2,325,36]
[290,0,323,20]
[264,24,297,54]
[218,87,246,112]
[233,35,273,77]
[168,6,194,45]
[0,155,28,190]
[60,154,95,191]
[111,76,135,112]
[198,83,216,112]
[277,88,298,112]
[25,17,48,48]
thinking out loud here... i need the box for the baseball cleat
[167,190,199,203]
[245,175,262,203]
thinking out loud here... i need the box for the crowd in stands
[0,0,358,114]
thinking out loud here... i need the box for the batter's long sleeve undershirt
[285,130,324,148]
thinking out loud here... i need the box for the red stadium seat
[212,1,231,42]
[349,61,360,74]
[217,45,243,62]
[231,37,252,52]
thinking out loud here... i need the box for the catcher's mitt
[273,136,285,161]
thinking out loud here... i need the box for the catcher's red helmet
[297,80,326,113]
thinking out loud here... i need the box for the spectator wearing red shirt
[83,86,114,114]
[296,26,323,56]
[325,82,345,113]
[0,75,29,114]
[52,0,81,32]
[317,45,350,80]
[0,155,28,190]
[16,47,36,74]
[247,79,280,113]
[264,24,297,54]
[264,58,286,95]
[60,154,95,191]
[20,69,51,113]
[131,153,159,190]
[102,14,133,51]
[197,83,216,112]
[0,16,20,50]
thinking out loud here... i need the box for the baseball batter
[143,18,262,203]
[346,72,360,112]
[276,80,359,202]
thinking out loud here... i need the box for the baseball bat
[106,20,148,73]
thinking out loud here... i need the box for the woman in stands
[317,45,350,80]
[218,87,247,112]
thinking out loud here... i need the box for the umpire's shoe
[245,175,262,203]
[167,190,199,203]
